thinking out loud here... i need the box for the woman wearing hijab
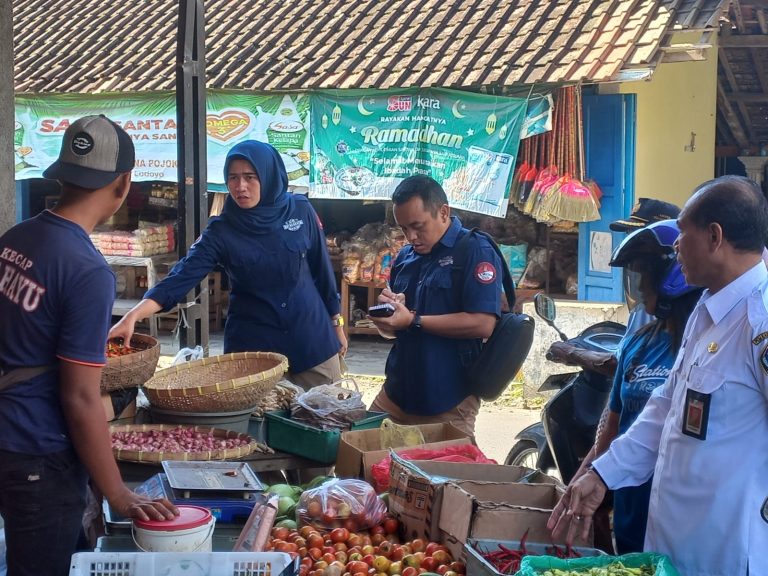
[109,141,345,388]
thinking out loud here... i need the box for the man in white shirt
[548,175,768,576]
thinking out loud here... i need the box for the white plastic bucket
[132,505,215,552]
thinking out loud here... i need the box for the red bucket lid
[134,505,212,531]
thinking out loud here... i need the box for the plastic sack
[296,478,386,531]
[371,444,497,493]
[379,418,425,449]
[172,345,204,365]
[290,380,366,431]
[500,243,528,283]
[517,552,680,576]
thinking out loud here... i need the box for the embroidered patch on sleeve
[474,262,497,284]
[753,331,768,345]
[761,344,768,374]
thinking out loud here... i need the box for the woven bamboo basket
[100,334,160,393]
[110,423,270,463]
[142,351,288,413]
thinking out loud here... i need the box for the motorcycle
[506,294,625,484]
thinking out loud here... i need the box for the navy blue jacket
[146,196,340,373]
[384,217,502,415]
[147,141,340,373]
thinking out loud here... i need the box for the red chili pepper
[519,527,530,555]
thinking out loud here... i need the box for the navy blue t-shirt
[146,196,340,373]
[0,211,113,455]
[384,217,502,415]
[609,324,675,553]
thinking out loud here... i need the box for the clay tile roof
[13,0,725,94]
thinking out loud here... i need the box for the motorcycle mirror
[534,293,569,341]
[534,293,557,322]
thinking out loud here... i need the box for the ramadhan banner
[14,91,311,187]
[310,87,527,217]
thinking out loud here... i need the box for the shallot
[111,426,250,453]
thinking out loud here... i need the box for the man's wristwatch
[332,316,344,327]
[409,312,423,331]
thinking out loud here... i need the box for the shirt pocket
[680,364,729,438]
[420,268,454,314]
[283,234,312,284]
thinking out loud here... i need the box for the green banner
[14,91,311,188]
[310,87,527,217]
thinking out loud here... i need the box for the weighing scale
[103,461,265,531]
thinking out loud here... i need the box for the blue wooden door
[578,93,636,302]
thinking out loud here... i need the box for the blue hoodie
[146,141,340,373]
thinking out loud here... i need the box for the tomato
[272,527,290,540]
[343,517,359,533]
[424,543,444,557]
[308,533,325,550]
[307,500,323,518]
[383,517,399,535]
[346,560,369,574]
[331,528,349,550]
[370,525,386,536]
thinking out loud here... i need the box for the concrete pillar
[738,156,768,188]
[0,0,14,234]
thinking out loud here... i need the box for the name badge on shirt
[682,388,711,440]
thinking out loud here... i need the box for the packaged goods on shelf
[91,223,175,257]
[340,223,406,285]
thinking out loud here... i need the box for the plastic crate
[465,538,605,576]
[265,410,387,464]
[69,551,298,576]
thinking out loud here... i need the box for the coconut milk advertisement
[14,91,311,188]
[310,87,527,217]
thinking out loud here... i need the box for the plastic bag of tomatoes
[296,478,386,531]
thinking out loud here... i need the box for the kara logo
[71,132,94,155]
[283,218,304,232]
[387,96,412,113]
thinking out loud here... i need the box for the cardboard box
[334,422,471,482]
[101,393,137,422]
[438,480,592,558]
[389,455,559,541]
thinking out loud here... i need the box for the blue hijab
[221,140,293,234]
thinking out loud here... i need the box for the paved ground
[157,331,540,463]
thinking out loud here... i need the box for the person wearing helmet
[547,198,682,377]
[564,219,702,554]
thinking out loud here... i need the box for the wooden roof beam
[732,0,746,33]
[716,80,751,150]
[719,48,758,144]
[729,93,768,102]
[757,9,768,34]
[751,47,768,94]
[720,34,768,47]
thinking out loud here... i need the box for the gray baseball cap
[43,115,135,189]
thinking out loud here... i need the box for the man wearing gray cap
[0,116,177,576]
